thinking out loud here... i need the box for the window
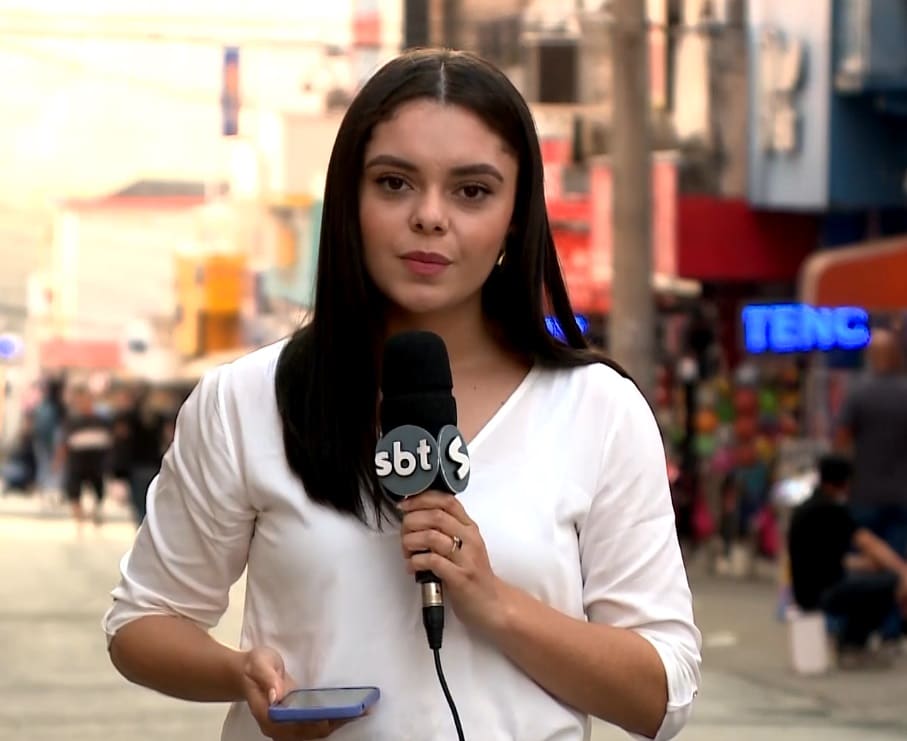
[538,42,578,103]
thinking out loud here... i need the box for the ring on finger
[449,534,464,556]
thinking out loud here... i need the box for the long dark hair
[275,49,622,525]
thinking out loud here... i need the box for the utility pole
[610,0,655,398]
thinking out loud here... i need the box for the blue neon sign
[742,304,871,354]
[545,314,590,342]
[0,333,23,361]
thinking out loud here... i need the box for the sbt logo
[375,424,470,498]
[376,437,434,477]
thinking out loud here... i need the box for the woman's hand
[240,647,355,739]
[399,491,509,634]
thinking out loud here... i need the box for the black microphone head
[380,331,456,435]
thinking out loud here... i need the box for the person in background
[57,385,113,533]
[715,442,771,576]
[112,384,168,527]
[1,412,37,494]
[836,328,907,644]
[788,455,907,668]
[717,472,739,564]
[32,376,65,506]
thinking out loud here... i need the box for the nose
[409,189,448,235]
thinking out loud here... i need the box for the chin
[394,298,452,317]
[388,286,458,317]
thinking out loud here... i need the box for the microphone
[376,331,471,650]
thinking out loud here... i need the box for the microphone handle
[417,562,444,650]
[415,562,440,585]
[415,475,455,588]
[414,475,455,649]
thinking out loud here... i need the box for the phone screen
[276,688,375,709]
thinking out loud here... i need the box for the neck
[819,485,846,503]
[384,300,501,372]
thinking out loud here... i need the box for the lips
[401,251,451,265]
[400,251,451,277]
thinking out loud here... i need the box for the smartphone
[268,686,380,723]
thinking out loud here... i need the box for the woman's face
[359,99,518,321]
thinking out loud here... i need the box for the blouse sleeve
[103,366,255,639]
[578,377,702,741]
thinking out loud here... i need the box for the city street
[1,1,906,738]
[2,494,906,741]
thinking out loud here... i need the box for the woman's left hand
[399,492,507,635]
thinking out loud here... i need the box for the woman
[104,49,700,741]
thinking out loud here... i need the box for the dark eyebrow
[450,163,505,183]
[364,154,418,172]
[364,154,504,183]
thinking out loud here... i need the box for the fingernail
[268,688,277,705]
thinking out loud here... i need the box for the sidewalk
[596,669,906,740]
[673,552,907,739]
[0,486,133,523]
[590,554,907,739]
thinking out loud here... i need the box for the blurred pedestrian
[836,328,907,643]
[715,442,771,576]
[788,455,907,669]
[111,384,168,527]
[58,385,113,533]
[32,376,64,505]
[104,49,700,741]
[110,385,136,483]
[1,412,37,494]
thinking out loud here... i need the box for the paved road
[1,495,906,740]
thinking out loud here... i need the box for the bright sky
[0,1,365,207]
[0,0,355,24]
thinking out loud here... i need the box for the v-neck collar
[464,364,540,453]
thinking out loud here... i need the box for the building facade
[746,0,907,312]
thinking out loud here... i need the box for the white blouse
[104,340,701,741]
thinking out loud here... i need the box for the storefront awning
[39,339,121,370]
[677,197,819,282]
[800,235,907,311]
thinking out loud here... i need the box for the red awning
[62,195,206,212]
[800,236,907,310]
[40,339,121,370]
[678,197,818,282]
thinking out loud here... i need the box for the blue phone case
[268,686,380,723]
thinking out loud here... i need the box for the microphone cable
[434,647,465,741]
[423,595,465,741]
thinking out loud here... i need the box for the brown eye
[459,184,490,201]
[378,176,408,192]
